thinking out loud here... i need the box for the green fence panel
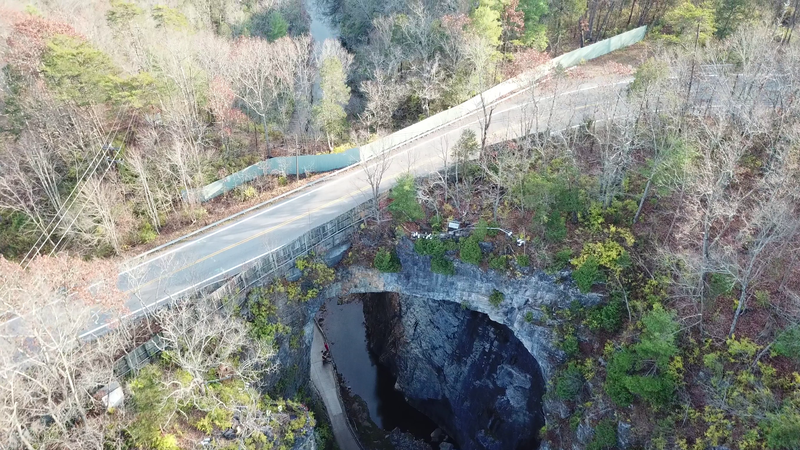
[552,26,647,69]
[189,27,646,203]
[188,147,360,202]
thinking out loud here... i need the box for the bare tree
[361,145,393,224]
[0,255,126,450]
[154,299,276,404]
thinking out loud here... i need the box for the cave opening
[320,292,545,450]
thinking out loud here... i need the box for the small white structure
[448,221,460,231]
[97,381,124,411]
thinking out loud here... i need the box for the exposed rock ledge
[328,238,602,380]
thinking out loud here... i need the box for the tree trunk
[626,0,637,27]
[632,176,652,224]
[262,116,270,159]
[729,278,750,338]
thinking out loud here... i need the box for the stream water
[306,0,336,100]
[320,297,440,442]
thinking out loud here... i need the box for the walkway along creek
[310,319,363,450]
[317,296,442,445]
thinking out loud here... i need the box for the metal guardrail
[203,199,372,305]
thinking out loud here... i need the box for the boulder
[323,243,351,267]
[576,421,594,445]
[286,267,302,282]
[617,421,632,449]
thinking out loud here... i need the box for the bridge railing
[203,199,373,305]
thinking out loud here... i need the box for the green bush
[487,220,500,237]
[708,272,735,298]
[414,238,446,257]
[555,363,585,400]
[773,325,800,362]
[459,236,482,265]
[587,296,624,333]
[516,253,530,267]
[545,211,567,243]
[587,420,618,450]
[489,289,505,308]
[373,248,402,273]
[489,255,508,271]
[604,348,636,406]
[604,305,680,408]
[389,174,424,222]
[524,311,534,323]
[430,214,443,232]
[138,222,158,245]
[561,333,579,357]
[431,255,455,275]
[127,365,173,448]
[552,248,573,271]
[573,256,601,293]
[474,218,489,241]
[762,406,800,450]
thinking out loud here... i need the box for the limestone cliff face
[335,238,601,380]
[364,293,545,450]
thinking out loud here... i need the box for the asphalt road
[0,69,635,349]
[104,71,633,334]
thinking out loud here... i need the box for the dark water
[320,298,439,441]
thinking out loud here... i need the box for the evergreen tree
[314,57,350,150]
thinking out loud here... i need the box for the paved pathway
[310,322,362,450]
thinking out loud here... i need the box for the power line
[21,104,128,267]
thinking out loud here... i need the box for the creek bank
[319,295,440,449]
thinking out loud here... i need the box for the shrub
[709,272,735,298]
[516,253,530,267]
[235,185,258,202]
[277,176,288,186]
[726,335,760,363]
[414,238,446,257]
[555,363,585,400]
[562,333,579,357]
[587,420,618,450]
[773,325,800,362]
[489,255,508,271]
[552,248,573,271]
[487,220,500,237]
[545,211,567,243]
[431,255,455,275]
[430,214,443,232]
[604,305,680,408]
[762,406,800,450]
[604,348,636,406]
[138,222,158,244]
[373,248,402,272]
[573,256,601,293]
[524,311,534,323]
[459,236,482,265]
[587,296,624,333]
[474,218,489,241]
[389,174,424,222]
[489,289,504,308]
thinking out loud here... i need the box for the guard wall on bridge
[188,26,647,203]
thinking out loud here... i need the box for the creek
[320,296,440,443]
[305,0,337,100]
